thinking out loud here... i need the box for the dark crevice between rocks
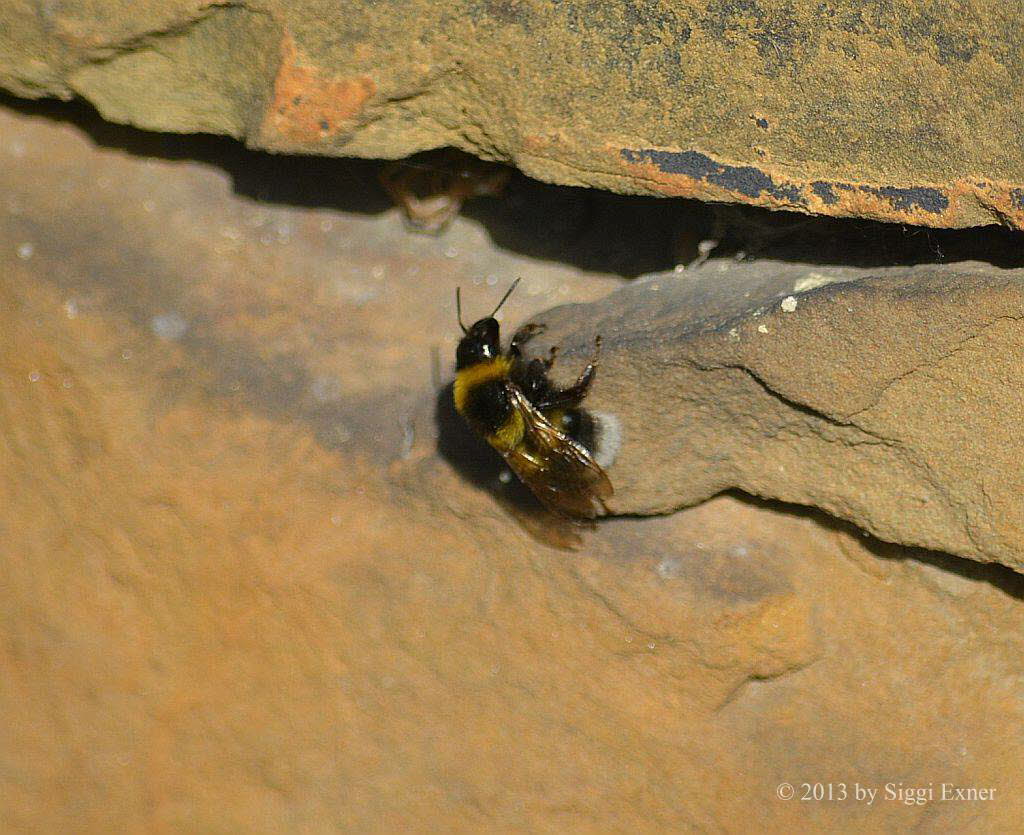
[727,492,1024,601]
[5,91,1024,278]
[598,493,1024,601]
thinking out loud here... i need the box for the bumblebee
[453,279,613,518]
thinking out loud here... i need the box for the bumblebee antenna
[455,286,467,334]
[490,277,521,317]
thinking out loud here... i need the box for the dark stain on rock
[553,1,692,90]
[858,185,949,214]
[933,30,980,64]
[1011,189,1024,211]
[902,8,980,65]
[700,0,808,74]
[811,181,838,204]
[623,149,955,219]
[621,148,806,204]
[754,116,769,130]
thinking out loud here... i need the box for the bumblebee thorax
[453,355,513,417]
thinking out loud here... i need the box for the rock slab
[530,262,1024,572]
[3,1,1024,228]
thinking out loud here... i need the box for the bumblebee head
[456,317,501,369]
[454,279,519,370]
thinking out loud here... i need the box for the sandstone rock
[3,2,1024,228]
[527,262,1024,572]
[2,95,1024,832]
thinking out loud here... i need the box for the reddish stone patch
[259,34,375,150]
[967,181,1024,229]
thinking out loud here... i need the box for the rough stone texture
[3,99,1024,831]
[3,1,1024,229]
[529,262,1024,572]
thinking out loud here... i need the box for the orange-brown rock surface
[2,1,1024,228]
[1,99,1023,831]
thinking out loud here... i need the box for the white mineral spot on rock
[63,299,78,319]
[781,296,798,312]
[758,324,769,334]
[444,245,459,259]
[150,312,189,342]
[121,348,133,360]
[311,375,343,403]
[400,417,415,459]
[27,370,41,382]
[334,280,378,305]
[16,242,34,260]
[793,272,833,292]
[656,557,683,579]
[498,469,513,484]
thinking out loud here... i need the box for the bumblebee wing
[503,386,613,519]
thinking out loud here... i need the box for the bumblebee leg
[533,336,600,411]
[509,323,546,357]
[518,358,553,403]
[536,365,594,410]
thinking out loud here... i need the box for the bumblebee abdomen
[460,378,511,432]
